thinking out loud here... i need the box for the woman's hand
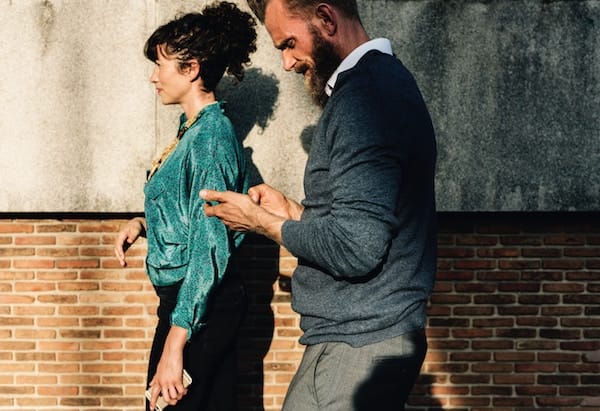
[148,326,188,410]
[114,217,146,267]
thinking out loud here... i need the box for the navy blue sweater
[281,50,437,347]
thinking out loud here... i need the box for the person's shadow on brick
[218,68,279,411]
[405,374,444,411]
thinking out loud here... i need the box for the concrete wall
[0,0,598,212]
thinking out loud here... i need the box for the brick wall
[410,213,600,411]
[0,213,599,410]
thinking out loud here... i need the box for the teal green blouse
[144,102,248,340]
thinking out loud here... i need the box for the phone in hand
[145,369,192,411]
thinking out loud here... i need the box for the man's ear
[315,3,337,36]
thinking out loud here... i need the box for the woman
[113,3,256,410]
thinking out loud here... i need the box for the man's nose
[282,50,296,72]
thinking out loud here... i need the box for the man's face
[264,0,341,107]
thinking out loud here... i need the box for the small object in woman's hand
[145,370,192,411]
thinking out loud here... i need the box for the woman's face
[149,45,194,106]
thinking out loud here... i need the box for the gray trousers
[282,330,426,411]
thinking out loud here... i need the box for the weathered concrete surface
[363,0,600,211]
[0,0,598,212]
[0,0,156,212]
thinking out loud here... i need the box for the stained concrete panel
[361,0,600,211]
[0,0,598,212]
[0,0,157,212]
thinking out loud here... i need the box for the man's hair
[247,0,360,23]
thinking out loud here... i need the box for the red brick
[494,352,535,362]
[497,282,540,292]
[0,223,34,233]
[451,328,492,339]
[522,270,563,281]
[564,247,600,257]
[516,316,558,327]
[472,340,514,350]
[438,247,475,258]
[498,259,541,269]
[36,223,76,233]
[55,259,100,269]
[456,235,498,246]
[455,282,496,293]
[494,374,535,384]
[473,294,516,305]
[521,247,562,257]
[453,306,495,316]
[544,235,586,245]
[515,386,557,396]
[13,259,55,269]
[500,235,542,245]
[493,397,534,407]
[515,363,556,373]
[477,271,520,281]
[435,270,475,281]
[78,222,121,232]
[537,397,583,407]
[477,247,519,258]
[15,235,56,245]
[454,260,496,270]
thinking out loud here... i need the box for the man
[200,0,437,409]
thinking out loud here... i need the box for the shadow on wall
[299,124,316,154]
[218,68,280,411]
[406,374,444,411]
[218,67,280,187]
[234,234,281,411]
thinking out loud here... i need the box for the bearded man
[201,0,437,409]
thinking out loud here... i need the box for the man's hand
[248,184,304,221]
[114,217,146,267]
[200,189,288,244]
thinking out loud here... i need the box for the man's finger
[248,187,260,203]
[199,189,225,202]
[203,202,218,217]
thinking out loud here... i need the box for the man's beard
[302,25,342,108]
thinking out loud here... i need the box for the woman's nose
[149,67,158,82]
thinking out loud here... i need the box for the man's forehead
[264,0,286,26]
[264,0,296,45]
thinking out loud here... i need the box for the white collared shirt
[325,38,393,97]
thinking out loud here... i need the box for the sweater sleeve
[170,118,245,340]
[282,86,406,279]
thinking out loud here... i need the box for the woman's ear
[315,3,337,36]
[186,60,201,81]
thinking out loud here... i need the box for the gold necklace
[147,112,201,180]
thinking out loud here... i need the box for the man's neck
[334,20,370,60]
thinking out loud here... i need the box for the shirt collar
[325,38,393,96]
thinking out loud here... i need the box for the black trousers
[147,273,246,411]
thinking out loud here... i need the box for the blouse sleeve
[170,116,245,340]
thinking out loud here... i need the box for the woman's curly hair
[144,1,257,91]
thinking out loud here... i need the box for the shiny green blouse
[144,102,247,340]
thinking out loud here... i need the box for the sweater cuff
[281,219,301,256]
